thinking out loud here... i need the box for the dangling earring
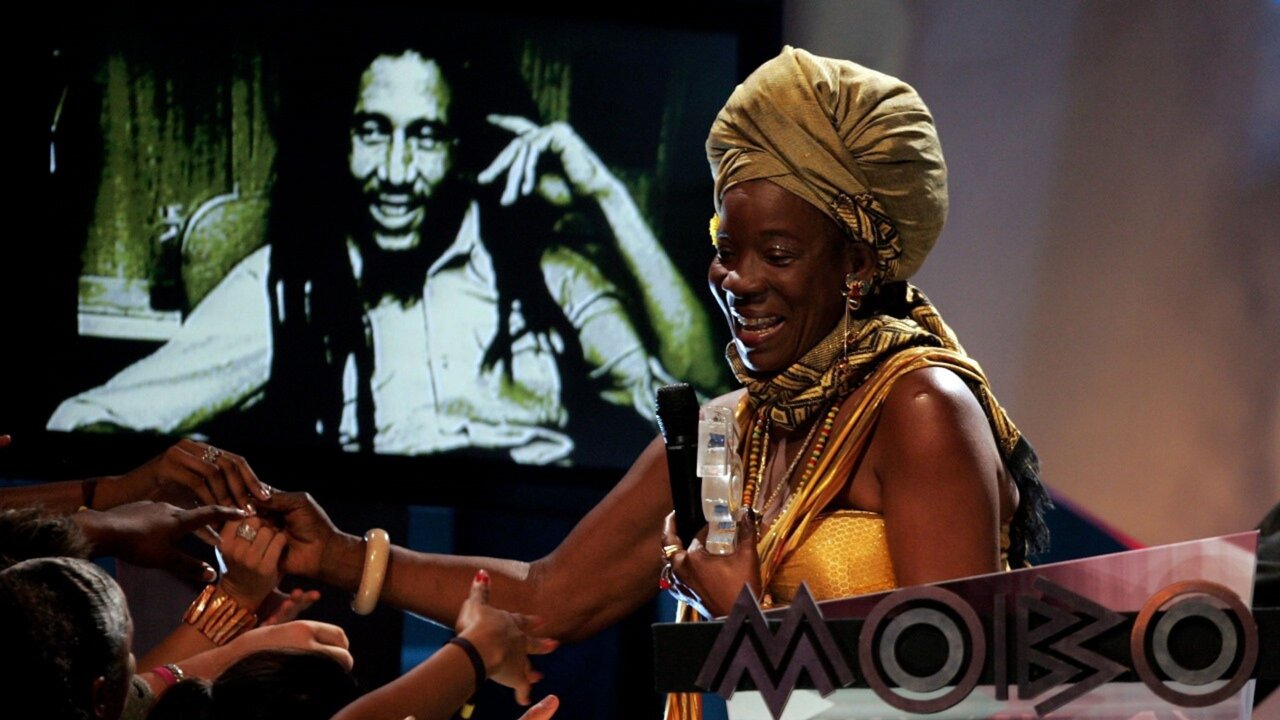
[840,274,869,378]
[844,273,869,311]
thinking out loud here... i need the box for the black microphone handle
[656,383,703,547]
[665,437,703,547]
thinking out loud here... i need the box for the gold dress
[768,510,1011,603]
[767,510,898,602]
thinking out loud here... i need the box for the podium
[653,532,1277,719]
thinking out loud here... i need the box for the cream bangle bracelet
[352,528,391,615]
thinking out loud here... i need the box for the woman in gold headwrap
[261,46,1050,715]
[657,46,1050,619]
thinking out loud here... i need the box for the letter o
[1130,580,1257,707]
[858,586,985,713]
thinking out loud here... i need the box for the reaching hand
[517,695,560,720]
[455,570,558,706]
[477,115,615,207]
[256,491,343,580]
[216,516,289,612]
[225,620,354,672]
[258,587,323,626]
[661,511,762,619]
[102,439,271,511]
[76,501,247,583]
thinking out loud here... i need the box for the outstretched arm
[0,440,269,515]
[138,620,354,696]
[478,116,724,392]
[265,436,674,643]
[137,515,289,671]
[334,570,557,720]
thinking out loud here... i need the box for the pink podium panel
[654,533,1268,720]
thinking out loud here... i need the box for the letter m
[695,585,855,720]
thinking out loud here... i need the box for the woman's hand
[257,491,358,584]
[456,570,558,706]
[74,501,246,583]
[258,587,323,626]
[225,620,354,671]
[517,695,560,719]
[217,516,288,612]
[96,440,272,511]
[661,511,762,619]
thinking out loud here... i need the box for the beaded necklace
[742,403,841,525]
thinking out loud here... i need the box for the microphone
[656,383,702,547]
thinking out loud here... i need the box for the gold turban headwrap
[707,46,947,282]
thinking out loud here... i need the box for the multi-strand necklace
[742,403,841,526]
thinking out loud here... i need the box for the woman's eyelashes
[764,246,798,266]
[713,242,804,267]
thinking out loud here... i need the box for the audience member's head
[0,556,134,720]
[147,649,359,720]
[0,506,92,570]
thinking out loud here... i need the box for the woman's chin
[734,342,788,376]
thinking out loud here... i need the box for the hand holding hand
[76,501,246,583]
[455,570,558,706]
[257,491,350,582]
[100,440,271,511]
[216,516,289,612]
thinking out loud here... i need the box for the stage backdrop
[785,0,1280,547]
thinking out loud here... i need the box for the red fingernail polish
[658,578,671,590]
[475,569,489,584]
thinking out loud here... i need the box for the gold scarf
[726,282,1022,459]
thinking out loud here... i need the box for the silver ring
[202,445,222,464]
[235,522,258,543]
[659,562,674,589]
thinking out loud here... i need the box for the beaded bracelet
[151,663,185,688]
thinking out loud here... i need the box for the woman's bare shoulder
[874,365,1001,475]
[881,366,985,428]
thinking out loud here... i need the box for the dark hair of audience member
[0,556,133,720]
[147,649,360,720]
[0,506,92,570]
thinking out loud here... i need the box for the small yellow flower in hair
[709,214,720,247]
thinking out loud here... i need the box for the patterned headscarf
[707,46,947,283]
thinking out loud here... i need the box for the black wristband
[447,636,486,694]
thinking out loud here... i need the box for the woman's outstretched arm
[264,436,675,642]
